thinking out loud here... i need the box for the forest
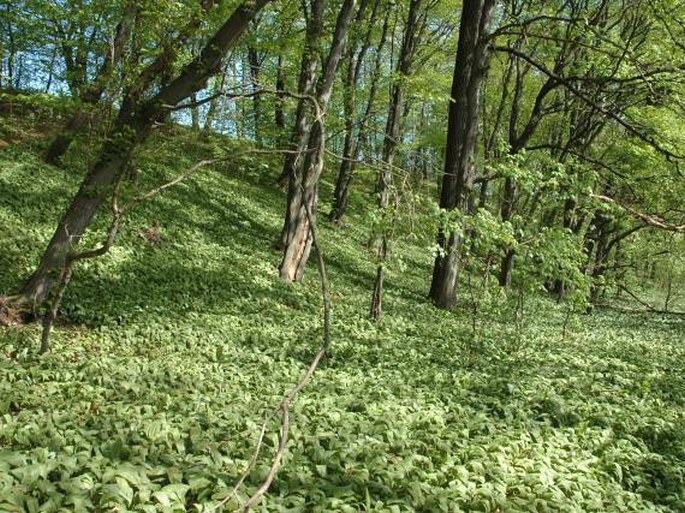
[1,0,685,511]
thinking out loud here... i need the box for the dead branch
[169,88,319,113]
[598,303,685,317]
[618,284,657,311]
[591,194,685,232]
[215,193,331,512]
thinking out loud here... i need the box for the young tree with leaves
[12,0,276,312]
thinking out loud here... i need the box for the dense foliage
[2,0,685,510]
[2,119,685,511]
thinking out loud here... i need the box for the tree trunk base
[44,135,74,166]
[0,294,35,326]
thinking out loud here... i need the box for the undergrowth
[1,117,684,512]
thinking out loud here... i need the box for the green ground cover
[1,123,684,512]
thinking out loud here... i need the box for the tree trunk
[498,177,516,286]
[276,0,325,190]
[370,0,423,320]
[329,0,385,224]
[16,0,273,311]
[247,45,262,144]
[22,116,147,306]
[429,0,494,310]
[280,122,324,281]
[497,56,559,287]
[279,0,358,280]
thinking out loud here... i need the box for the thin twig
[216,194,331,512]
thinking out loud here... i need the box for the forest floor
[1,112,685,512]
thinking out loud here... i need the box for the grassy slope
[1,115,685,512]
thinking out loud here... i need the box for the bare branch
[493,45,685,161]
[591,194,685,232]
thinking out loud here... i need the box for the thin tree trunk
[371,0,423,320]
[498,56,559,286]
[498,177,516,286]
[328,0,384,224]
[280,0,358,281]
[247,45,262,144]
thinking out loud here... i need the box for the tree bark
[279,0,358,281]
[276,0,325,190]
[17,0,274,309]
[247,45,262,144]
[429,0,495,310]
[371,0,424,320]
[328,0,384,224]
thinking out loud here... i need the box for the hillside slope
[1,115,685,512]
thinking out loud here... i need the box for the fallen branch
[213,194,331,512]
[614,284,685,317]
[597,303,685,317]
[618,284,658,311]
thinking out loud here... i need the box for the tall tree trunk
[16,0,274,310]
[279,0,358,281]
[498,178,516,286]
[328,0,384,224]
[274,54,286,137]
[371,0,424,320]
[247,45,262,144]
[429,0,495,310]
[276,0,325,190]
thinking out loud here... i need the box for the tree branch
[493,45,685,161]
[591,194,685,232]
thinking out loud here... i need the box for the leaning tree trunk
[279,0,358,281]
[16,0,274,311]
[429,0,495,310]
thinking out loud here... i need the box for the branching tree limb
[214,188,331,512]
[493,45,685,161]
[591,194,685,232]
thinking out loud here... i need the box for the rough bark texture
[279,0,358,281]
[18,0,274,310]
[429,0,495,310]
